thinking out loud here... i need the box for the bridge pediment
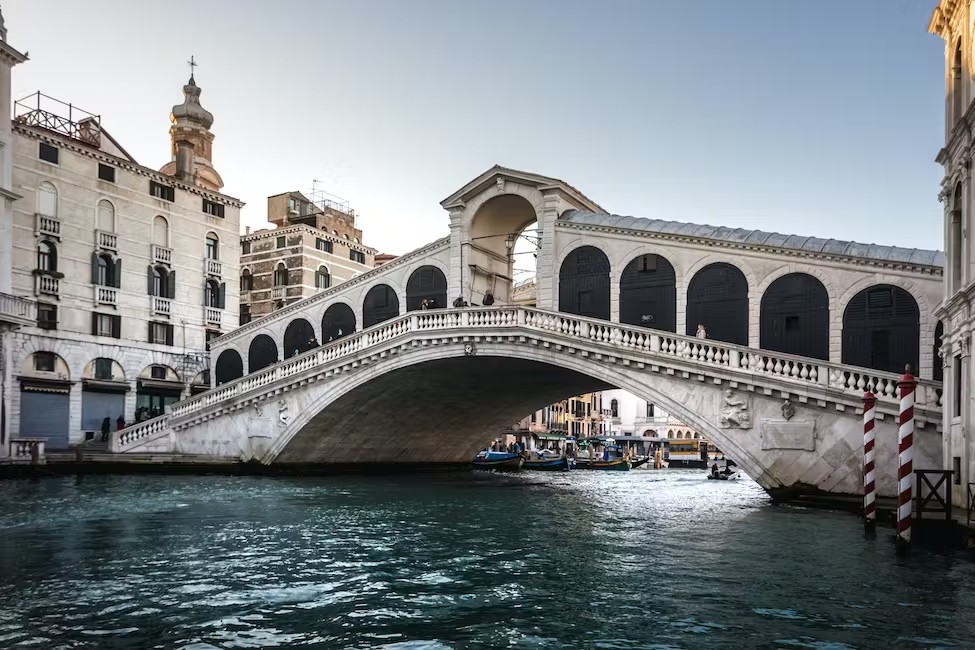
[440,165,605,213]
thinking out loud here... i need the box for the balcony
[204,307,222,327]
[151,296,172,317]
[204,258,222,277]
[34,275,59,297]
[152,244,172,266]
[93,285,117,306]
[0,292,36,327]
[271,286,286,300]
[95,229,118,252]
[35,213,60,239]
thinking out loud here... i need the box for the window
[610,399,619,418]
[34,352,55,372]
[273,264,288,286]
[94,358,113,380]
[98,163,115,183]
[955,355,963,418]
[350,249,366,264]
[954,456,962,485]
[240,304,251,325]
[97,200,115,232]
[149,321,173,346]
[149,180,175,202]
[205,329,221,351]
[38,182,58,217]
[240,269,253,292]
[39,142,59,164]
[91,313,121,339]
[91,253,120,288]
[149,266,174,298]
[37,241,57,272]
[37,303,57,330]
[205,234,219,260]
[152,215,169,246]
[315,266,330,289]
[647,403,655,418]
[316,238,333,253]
[150,366,167,380]
[288,197,297,212]
[276,236,286,249]
[204,279,223,308]
[241,241,251,255]
[202,199,225,218]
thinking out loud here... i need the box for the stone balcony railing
[271,286,286,300]
[34,274,59,297]
[204,306,222,326]
[35,213,60,239]
[111,306,945,454]
[151,296,172,316]
[205,258,222,277]
[10,438,46,464]
[95,229,117,252]
[152,244,172,266]
[0,291,36,326]
[93,285,117,306]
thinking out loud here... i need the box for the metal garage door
[20,390,70,450]
[81,391,124,432]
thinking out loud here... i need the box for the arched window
[610,398,619,418]
[760,273,829,360]
[248,334,279,373]
[38,182,57,217]
[842,285,919,375]
[283,318,316,358]
[686,262,748,344]
[90,252,120,288]
[96,199,115,232]
[406,265,447,310]
[273,263,289,286]
[147,265,174,298]
[315,266,331,290]
[322,303,356,342]
[619,253,677,331]
[37,241,57,272]
[668,429,674,437]
[559,246,610,320]
[934,320,945,383]
[240,269,253,292]
[153,215,169,246]
[363,284,399,328]
[215,349,244,385]
[204,278,221,307]
[205,233,219,260]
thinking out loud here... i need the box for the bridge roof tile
[560,211,944,267]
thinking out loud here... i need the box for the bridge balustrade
[111,306,943,454]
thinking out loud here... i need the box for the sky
[7,1,948,256]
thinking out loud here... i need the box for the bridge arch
[619,253,677,331]
[759,272,830,361]
[685,262,749,345]
[248,334,279,373]
[558,245,610,320]
[283,318,316,359]
[363,284,399,328]
[322,302,356,342]
[215,349,244,386]
[841,284,919,375]
[406,265,448,311]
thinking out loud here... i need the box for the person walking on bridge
[696,324,707,339]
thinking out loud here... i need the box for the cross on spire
[187,55,197,82]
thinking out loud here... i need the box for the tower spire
[187,55,197,84]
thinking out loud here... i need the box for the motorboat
[707,459,740,481]
[523,455,572,471]
[472,450,524,471]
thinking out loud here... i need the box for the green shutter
[147,265,155,295]
[113,258,122,288]
[90,252,99,284]
[168,270,176,299]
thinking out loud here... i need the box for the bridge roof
[560,211,945,268]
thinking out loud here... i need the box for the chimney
[244,226,251,235]
[175,139,195,183]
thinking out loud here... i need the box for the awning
[18,376,73,394]
[82,378,130,393]
[137,379,183,394]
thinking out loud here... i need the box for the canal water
[0,471,973,649]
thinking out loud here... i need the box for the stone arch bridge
[111,167,945,498]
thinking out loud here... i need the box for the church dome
[170,76,213,129]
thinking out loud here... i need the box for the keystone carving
[278,399,290,426]
[464,343,477,356]
[781,399,795,421]
[719,389,752,429]
[496,177,506,193]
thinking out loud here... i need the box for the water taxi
[664,439,709,469]
[707,458,740,481]
[472,450,524,470]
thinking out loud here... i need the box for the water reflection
[0,471,973,648]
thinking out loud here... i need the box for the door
[81,390,125,433]
[20,390,70,449]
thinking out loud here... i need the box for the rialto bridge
[111,167,946,499]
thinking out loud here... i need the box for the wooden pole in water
[862,391,876,534]
[895,368,916,555]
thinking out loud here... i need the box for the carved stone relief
[719,389,752,429]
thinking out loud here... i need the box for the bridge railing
[111,306,942,452]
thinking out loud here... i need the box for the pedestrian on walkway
[696,323,707,339]
[100,417,111,442]
[116,415,126,431]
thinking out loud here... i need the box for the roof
[560,210,945,268]
[441,165,606,213]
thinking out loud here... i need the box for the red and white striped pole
[862,391,876,533]
[895,367,916,554]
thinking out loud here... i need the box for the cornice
[555,221,943,276]
[14,124,245,208]
[241,223,376,254]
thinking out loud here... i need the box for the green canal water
[0,470,973,649]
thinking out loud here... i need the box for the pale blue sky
[8,1,946,255]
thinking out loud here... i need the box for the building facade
[2,42,242,453]
[239,191,376,327]
[930,1,975,504]
[510,392,604,442]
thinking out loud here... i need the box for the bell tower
[159,57,224,191]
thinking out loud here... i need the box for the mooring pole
[863,391,876,534]
[895,367,916,555]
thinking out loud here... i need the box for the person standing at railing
[116,415,126,431]
[696,324,707,339]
